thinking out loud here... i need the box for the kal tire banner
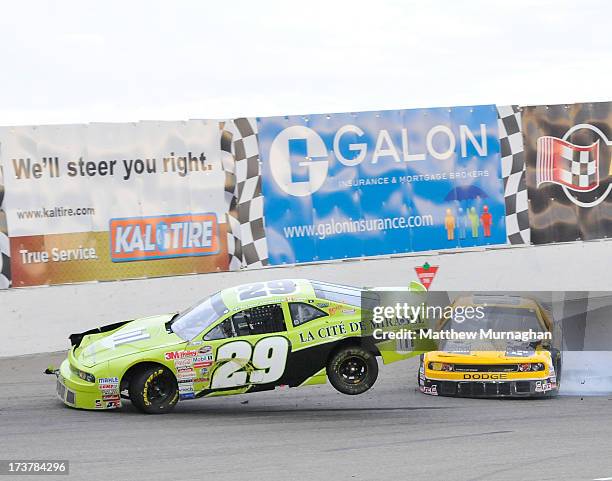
[1,121,229,287]
[257,105,507,264]
[522,102,612,244]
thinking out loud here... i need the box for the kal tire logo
[110,213,219,262]
[536,124,612,208]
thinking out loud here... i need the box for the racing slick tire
[327,345,378,395]
[129,365,179,414]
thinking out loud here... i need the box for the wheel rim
[338,356,368,385]
[147,372,173,403]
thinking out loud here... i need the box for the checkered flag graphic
[536,136,599,191]
[0,164,11,288]
[220,118,269,269]
[497,105,530,245]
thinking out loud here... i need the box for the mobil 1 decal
[522,102,612,243]
[256,106,507,264]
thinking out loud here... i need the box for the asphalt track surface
[1,353,611,481]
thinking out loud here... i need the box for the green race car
[51,279,425,414]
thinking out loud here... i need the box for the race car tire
[129,365,179,414]
[327,345,378,395]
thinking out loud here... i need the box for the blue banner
[257,105,506,265]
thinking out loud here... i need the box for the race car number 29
[211,337,290,388]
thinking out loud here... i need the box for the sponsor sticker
[178,382,194,392]
[165,350,198,361]
[99,383,119,390]
[193,354,213,368]
[100,388,119,396]
[177,369,196,381]
[174,358,193,368]
[180,392,195,400]
[422,385,438,395]
[535,380,553,392]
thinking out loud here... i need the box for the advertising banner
[1,120,229,287]
[0,159,10,289]
[257,105,507,264]
[522,102,612,244]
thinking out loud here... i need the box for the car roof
[454,294,542,310]
[219,279,317,310]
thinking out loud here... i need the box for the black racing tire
[129,365,179,414]
[327,345,378,395]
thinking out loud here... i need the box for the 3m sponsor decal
[463,373,508,380]
[164,350,198,361]
[110,213,219,262]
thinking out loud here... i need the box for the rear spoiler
[69,320,132,349]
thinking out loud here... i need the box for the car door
[203,303,292,391]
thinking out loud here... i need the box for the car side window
[203,318,235,341]
[232,304,286,336]
[289,302,327,327]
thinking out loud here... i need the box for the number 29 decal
[236,280,296,301]
[211,336,290,389]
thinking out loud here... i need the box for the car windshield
[446,306,543,333]
[439,306,544,352]
[171,292,228,341]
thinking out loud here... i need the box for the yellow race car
[418,295,560,398]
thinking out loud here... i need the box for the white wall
[1,239,611,357]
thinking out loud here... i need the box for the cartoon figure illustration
[468,206,479,238]
[457,207,467,239]
[480,205,492,237]
[444,208,456,241]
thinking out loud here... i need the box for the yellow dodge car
[418,295,560,398]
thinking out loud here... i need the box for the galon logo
[269,121,490,197]
[110,213,219,262]
[269,125,328,197]
[536,124,612,207]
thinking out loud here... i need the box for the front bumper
[56,359,121,410]
[419,373,558,398]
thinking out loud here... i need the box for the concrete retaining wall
[1,239,611,358]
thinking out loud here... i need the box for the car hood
[74,313,185,367]
[427,349,551,363]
